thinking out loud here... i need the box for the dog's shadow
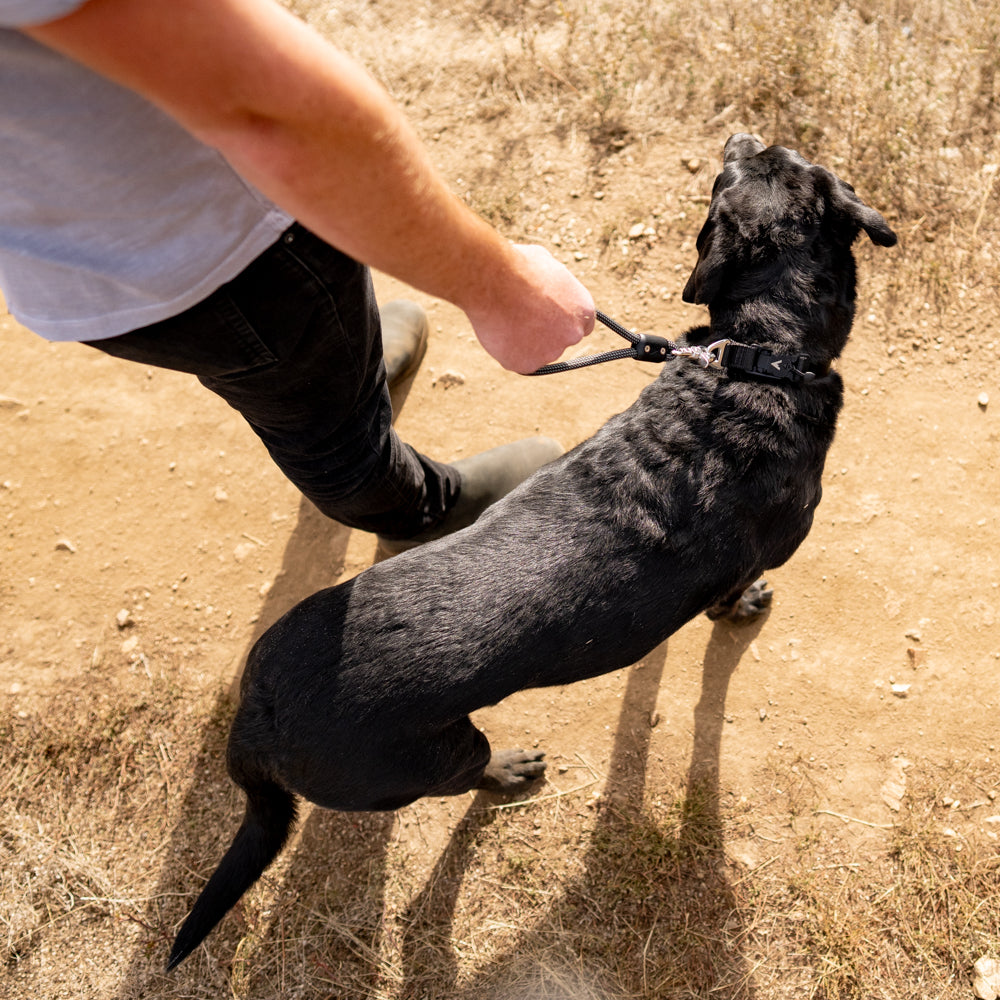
[315,618,766,1000]
[433,617,768,1000]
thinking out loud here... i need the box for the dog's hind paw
[706,577,774,624]
[476,749,546,793]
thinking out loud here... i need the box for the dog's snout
[723,133,766,162]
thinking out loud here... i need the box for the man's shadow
[111,496,358,997]
[117,374,417,996]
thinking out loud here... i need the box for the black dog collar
[676,339,827,384]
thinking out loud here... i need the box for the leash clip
[671,339,730,370]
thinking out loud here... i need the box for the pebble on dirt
[54,538,76,553]
[978,391,990,410]
[973,956,1000,1000]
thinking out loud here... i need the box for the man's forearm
[29,0,593,370]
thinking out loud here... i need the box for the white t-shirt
[0,1,293,341]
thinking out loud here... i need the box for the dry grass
[295,0,1000,293]
[4,1,1000,997]
[3,683,998,999]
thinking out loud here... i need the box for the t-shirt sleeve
[0,0,89,27]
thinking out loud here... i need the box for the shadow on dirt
[115,371,421,997]
[439,617,770,1000]
[113,494,354,997]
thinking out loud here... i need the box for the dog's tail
[167,780,297,970]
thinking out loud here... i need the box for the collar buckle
[713,342,816,384]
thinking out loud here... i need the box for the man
[1,0,595,553]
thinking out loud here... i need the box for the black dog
[168,134,896,969]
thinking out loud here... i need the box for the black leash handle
[528,310,676,375]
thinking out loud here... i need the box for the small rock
[881,757,910,811]
[233,541,256,562]
[115,608,134,629]
[974,956,1000,1000]
[891,683,911,698]
[978,392,990,410]
[975,977,998,1000]
[214,487,229,502]
[759,707,768,721]
[648,710,660,728]
[907,646,927,669]
[905,628,922,642]
[684,157,703,173]
[0,394,25,409]
[627,222,646,239]
[121,636,139,655]
[54,538,76,553]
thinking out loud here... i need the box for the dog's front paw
[707,577,773,623]
[476,749,546,793]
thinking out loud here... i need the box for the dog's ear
[819,168,898,247]
[682,219,728,304]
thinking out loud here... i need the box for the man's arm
[28,0,594,372]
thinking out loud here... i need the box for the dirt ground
[2,127,999,997]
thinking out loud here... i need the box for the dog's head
[682,134,897,310]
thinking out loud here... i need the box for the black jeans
[86,223,459,539]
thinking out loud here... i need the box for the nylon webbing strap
[719,343,816,383]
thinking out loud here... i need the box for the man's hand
[461,244,595,374]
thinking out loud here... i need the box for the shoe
[380,299,428,389]
[376,436,563,557]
